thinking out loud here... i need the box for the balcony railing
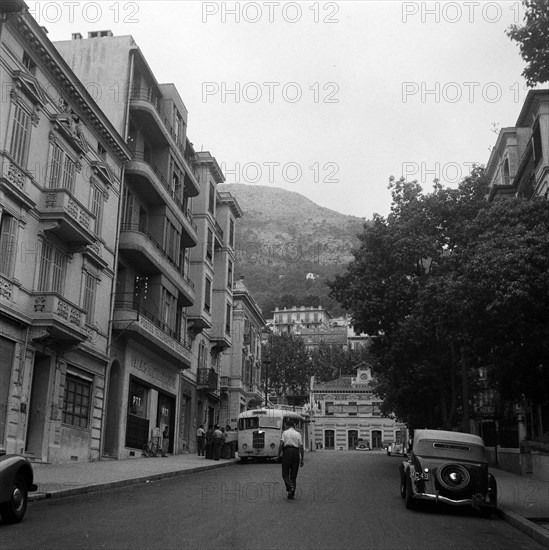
[197,367,219,390]
[214,220,224,241]
[114,299,191,351]
[129,152,197,232]
[120,223,194,289]
[32,292,88,341]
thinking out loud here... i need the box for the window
[9,103,30,167]
[38,242,66,293]
[348,401,358,416]
[204,276,212,312]
[48,143,76,193]
[90,186,104,237]
[0,214,18,276]
[225,302,231,334]
[22,51,36,73]
[122,188,134,226]
[325,401,334,415]
[162,287,177,332]
[229,218,235,248]
[227,260,233,288]
[97,142,106,160]
[532,119,543,165]
[165,221,180,263]
[82,272,97,323]
[63,373,92,428]
[208,183,215,214]
[206,228,213,261]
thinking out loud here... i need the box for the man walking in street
[278,419,304,500]
[213,424,224,461]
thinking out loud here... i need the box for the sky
[29,0,537,219]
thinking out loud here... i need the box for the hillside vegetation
[218,184,366,317]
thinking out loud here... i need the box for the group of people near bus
[196,424,235,460]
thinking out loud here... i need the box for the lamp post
[263,359,271,408]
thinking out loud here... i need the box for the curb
[497,506,549,548]
[29,460,237,502]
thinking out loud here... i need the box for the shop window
[62,373,92,428]
[128,379,148,418]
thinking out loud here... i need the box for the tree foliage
[330,168,549,430]
[506,0,549,86]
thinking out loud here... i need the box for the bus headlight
[242,443,248,448]
[270,443,276,448]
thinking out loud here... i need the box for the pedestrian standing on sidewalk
[278,419,304,500]
[213,424,224,460]
[205,425,214,459]
[197,424,206,456]
[161,426,169,457]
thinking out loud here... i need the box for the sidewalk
[30,453,235,500]
[28,455,549,547]
[491,467,549,547]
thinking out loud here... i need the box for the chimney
[72,32,82,40]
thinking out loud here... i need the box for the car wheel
[405,474,416,510]
[239,457,248,464]
[387,451,391,456]
[0,473,28,524]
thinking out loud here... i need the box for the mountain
[217,184,366,318]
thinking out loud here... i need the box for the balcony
[209,322,231,350]
[31,292,88,345]
[214,220,224,248]
[0,154,35,210]
[118,224,195,305]
[197,367,219,393]
[126,152,197,245]
[39,189,96,246]
[130,89,200,197]
[112,301,192,366]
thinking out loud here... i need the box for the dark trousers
[197,437,205,456]
[281,447,300,492]
[213,438,223,460]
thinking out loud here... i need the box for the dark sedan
[0,452,38,523]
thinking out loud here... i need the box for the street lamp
[263,359,271,408]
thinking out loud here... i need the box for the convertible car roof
[413,429,484,446]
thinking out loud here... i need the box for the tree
[329,168,490,429]
[263,334,311,406]
[456,197,549,404]
[506,0,549,86]
[309,341,374,383]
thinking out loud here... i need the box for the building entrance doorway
[348,430,359,449]
[372,430,382,449]
[26,354,51,457]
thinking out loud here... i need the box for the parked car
[398,429,497,517]
[356,439,370,451]
[0,452,37,523]
[387,442,407,456]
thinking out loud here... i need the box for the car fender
[0,455,35,503]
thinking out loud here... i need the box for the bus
[237,408,306,463]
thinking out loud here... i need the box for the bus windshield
[238,417,259,430]
[259,416,282,429]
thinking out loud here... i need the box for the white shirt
[281,427,303,448]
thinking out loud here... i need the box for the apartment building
[0,3,130,462]
[486,89,548,200]
[54,32,222,458]
[219,277,265,429]
[187,153,242,440]
[311,367,406,451]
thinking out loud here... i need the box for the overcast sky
[32,1,537,219]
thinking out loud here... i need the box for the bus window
[259,416,282,429]
[238,417,259,430]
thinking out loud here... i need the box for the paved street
[3,452,545,550]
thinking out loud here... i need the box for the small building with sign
[311,366,406,451]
